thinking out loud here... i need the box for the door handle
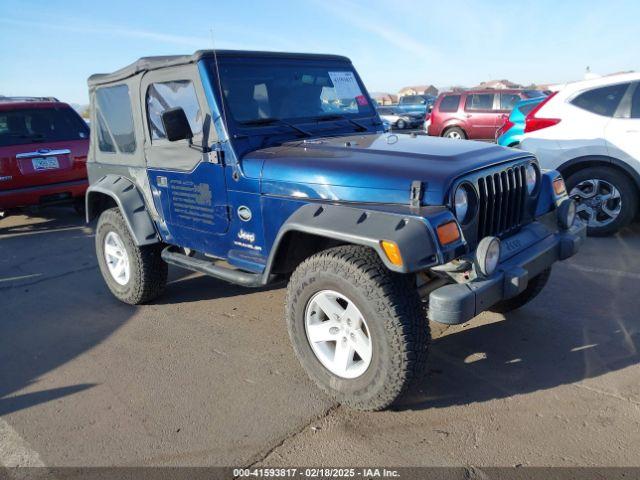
[626,130,638,134]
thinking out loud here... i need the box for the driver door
[141,66,229,250]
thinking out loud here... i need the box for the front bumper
[427,219,586,325]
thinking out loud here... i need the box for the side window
[95,85,136,153]
[439,95,460,113]
[500,93,521,111]
[146,80,203,140]
[571,83,629,117]
[631,84,640,119]
[465,94,494,111]
[96,115,116,152]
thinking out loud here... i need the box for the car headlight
[525,164,538,194]
[476,236,501,276]
[454,186,469,222]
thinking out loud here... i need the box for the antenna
[210,27,229,135]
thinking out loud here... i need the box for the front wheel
[565,166,638,236]
[395,119,407,130]
[285,245,429,411]
[96,207,167,305]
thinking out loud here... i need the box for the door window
[146,80,203,140]
[465,94,495,111]
[571,83,629,117]
[499,93,521,111]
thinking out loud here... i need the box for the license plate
[32,157,59,171]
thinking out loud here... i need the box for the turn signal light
[553,177,567,196]
[380,240,403,266]
[436,221,461,245]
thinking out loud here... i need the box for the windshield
[0,106,89,147]
[212,60,376,124]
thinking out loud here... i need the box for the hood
[244,133,532,205]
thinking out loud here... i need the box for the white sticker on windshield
[328,71,363,99]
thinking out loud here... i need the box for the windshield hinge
[410,180,424,209]
[208,144,225,165]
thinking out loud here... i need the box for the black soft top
[88,50,351,87]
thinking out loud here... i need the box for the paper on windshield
[328,71,363,99]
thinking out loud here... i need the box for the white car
[520,73,640,236]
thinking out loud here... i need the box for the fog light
[476,236,501,276]
[558,199,576,230]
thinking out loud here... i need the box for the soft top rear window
[0,107,89,147]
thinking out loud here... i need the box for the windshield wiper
[238,117,312,137]
[316,114,368,132]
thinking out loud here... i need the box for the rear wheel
[565,166,637,236]
[396,119,407,130]
[285,245,429,411]
[96,207,167,304]
[443,127,466,140]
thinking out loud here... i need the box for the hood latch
[410,180,424,209]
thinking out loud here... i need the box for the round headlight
[476,236,501,277]
[525,164,538,194]
[558,198,577,230]
[454,186,469,222]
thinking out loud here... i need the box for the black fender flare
[263,203,440,280]
[85,175,159,246]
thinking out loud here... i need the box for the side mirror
[161,107,193,142]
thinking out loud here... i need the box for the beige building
[398,85,439,97]
[370,92,398,105]
[473,79,522,90]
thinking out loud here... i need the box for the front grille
[477,165,528,238]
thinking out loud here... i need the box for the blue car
[85,50,584,411]
[497,97,546,147]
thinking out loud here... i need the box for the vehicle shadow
[398,226,640,410]
[158,269,285,305]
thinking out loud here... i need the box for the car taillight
[524,92,560,133]
[497,119,514,137]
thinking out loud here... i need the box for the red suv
[426,89,546,140]
[0,98,89,215]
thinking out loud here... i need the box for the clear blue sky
[1,0,638,105]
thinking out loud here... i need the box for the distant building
[473,79,522,90]
[398,85,439,97]
[370,92,398,105]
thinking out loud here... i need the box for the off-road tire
[96,207,167,305]
[491,267,551,314]
[285,245,429,411]
[565,166,638,237]
[443,126,466,140]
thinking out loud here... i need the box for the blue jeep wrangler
[85,50,585,410]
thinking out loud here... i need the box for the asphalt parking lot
[1,207,639,468]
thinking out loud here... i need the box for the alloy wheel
[104,231,131,286]
[570,178,622,227]
[304,290,373,379]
